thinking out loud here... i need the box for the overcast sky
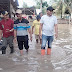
[18,0,51,8]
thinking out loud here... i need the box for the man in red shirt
[0,11,14,54]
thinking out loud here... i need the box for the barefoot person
[14,9,32,55]
[32,15,42,44]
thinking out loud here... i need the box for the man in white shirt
[39,6,58,55]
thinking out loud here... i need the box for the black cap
[2,11,9,15]
[47,6,55,11]
[36,15,41,20]
[29,16,33,19]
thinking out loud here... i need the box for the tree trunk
[71,3,72,23]
[61,1,63,18]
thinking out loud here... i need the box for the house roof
[0,0,19,14]
[19,7,36,15]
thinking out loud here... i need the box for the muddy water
[0,24,72,72]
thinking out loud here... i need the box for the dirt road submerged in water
[0,24,72,72]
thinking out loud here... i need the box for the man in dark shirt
[14,9,32,56]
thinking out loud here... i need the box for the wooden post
[40,0,42,12]
[8,0,11,18]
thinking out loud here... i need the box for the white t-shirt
[40,15,57,36]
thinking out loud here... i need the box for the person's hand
[6,29,10,32]
[0,36,1,40]
[6,29,13,32]
[32,31,33,34]
[14,37,17,43]
[39,33,42,39]
[30,36,32,41]
[55,33,58,38]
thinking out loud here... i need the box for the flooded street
[0,24,72,72]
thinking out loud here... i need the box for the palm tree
[52,0,64,18]
[64,0,72,22]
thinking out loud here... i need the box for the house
[0,0,19,19]
[20,6,36,15]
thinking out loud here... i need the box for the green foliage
[64,0,72,14]
[42,2,48,8]
[53,0,59,2]
[52,0,72,18]
[36,2,40,9]
[35,0,48,9]
[64,0,71,3]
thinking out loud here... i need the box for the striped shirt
[14,18,30,36]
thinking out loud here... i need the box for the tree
[52,0,68,18]
[64,0,72,18]
[22,2,28,8]
[64,0,72,22]
[35,0,48,10]
[42,1,48,8]
[52,0,64,18]
[40,0,42,12]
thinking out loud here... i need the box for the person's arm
[54,17,58,38]
[0,30,2,40]
[55,24,58,38]
[28,28,32,41]
[13,30,17,42]
[39,23,43,38]
[0,22,3,40]
[10,20,14,32]
[6,28,14,32]
[14,30,17,38]
[26,19,32,41]
[32,22,35,34]
[32,26,34,34]
[6,20,14,32]
[32,21,35,34]
[9,28,14,32]
[14,21,17,41]
[39,16,44,38]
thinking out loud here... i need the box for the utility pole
[61,1,63,18]
[40,0,42,12]
[71,2,72,24]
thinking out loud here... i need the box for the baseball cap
[2,11,9,15]
[36,15,41,20]
[47,6,55,11]
[16,9,22,14]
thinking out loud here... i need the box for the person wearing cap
[39,12,43,18]
[32,15,42,44]
[14,9,32,55]
[0,11,14,54]
[39,6,58,55]
[28,16,34,27]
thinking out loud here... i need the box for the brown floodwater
[0,24,72,72]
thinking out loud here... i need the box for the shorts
[35,35,39,40]
[41,34,53,49]
[35,35,42,39]
[2,36,14,48]
[17,35,29,50]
